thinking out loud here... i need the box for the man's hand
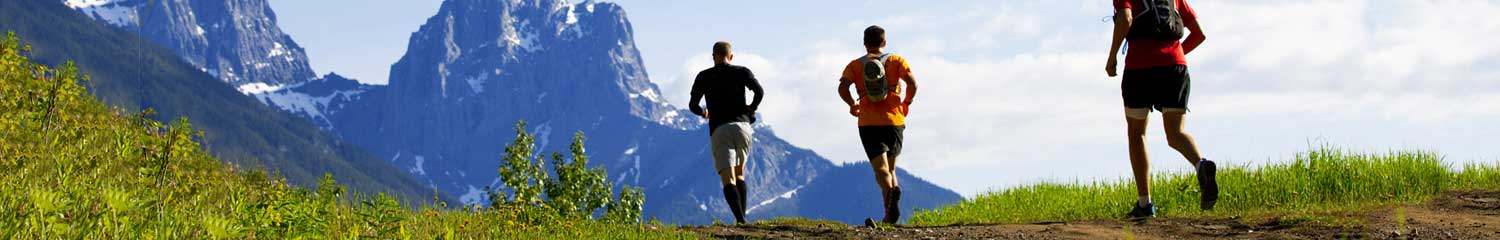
[1106,56,1119,77]
[848,104,861,117]
[745,106,756,115]
[902,100,912,115]
[701,110,710,119]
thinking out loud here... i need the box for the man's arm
[902,72,917,106]
[688,74,707,118]
[1181,11,1206,54]
[745,69,764,112]
[1106,8,1132,77]
[838,78,859,117]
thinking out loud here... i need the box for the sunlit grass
[910,147,1500,226]
[0,32,696,239]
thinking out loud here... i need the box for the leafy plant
[0,32,686,239]
[545,132,614,218]
[496,121,549,205]
[492,120,646,223]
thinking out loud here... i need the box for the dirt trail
[684,190,1500,239]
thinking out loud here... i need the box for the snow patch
[76,4,139,27]
[249,84,368,128]
[410,155,427,176]
[502,19,540,52]
[465,73,488,94]
[746,184,805,213]
[533,122,554,153]
[195,25,206,35]
[657,110,682,126]
[555,3,586,40]
[659,176,674,188]
[268,42,287,57]
[564,5,579,24]
[64,0,116,9]
[698,203,707,211]
[236,82,284,95]
[623,146,637,156]
[459,185,487,205]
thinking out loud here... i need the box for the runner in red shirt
[1106,0,1219,219]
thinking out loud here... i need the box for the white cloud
[635,0,1500,197]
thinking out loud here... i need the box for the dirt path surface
[684,190,1500,239]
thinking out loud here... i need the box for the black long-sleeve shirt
[688,63,763,135]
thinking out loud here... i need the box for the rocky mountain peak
[65,0,317,86]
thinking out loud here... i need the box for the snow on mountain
[67,0,136,26]
[746,184,804,213]
[236,82,284,95]
[248,73,373,131]
[63,0,963,224]
[64,0,123,9]
[62,0,319,86]
[308,0,961,224]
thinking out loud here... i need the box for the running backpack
[859,53,894,102]
[1128,0,1185,40]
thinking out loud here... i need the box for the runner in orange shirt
[837,25,918,226]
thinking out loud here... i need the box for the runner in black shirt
[688,41,763,224]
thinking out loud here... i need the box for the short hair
[712,41,731,57]
[863,25,885,48]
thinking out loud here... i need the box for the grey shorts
[710,122,754,172]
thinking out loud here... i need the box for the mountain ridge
[315,0,961,224]
[3,0,448,203]
[65,0,318,86]
[53,0,962,224]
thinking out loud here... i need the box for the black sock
[722,184,745,223]
[736,179,748,221]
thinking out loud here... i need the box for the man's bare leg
[870,153,894,200]
[871,153,902,224]
[886,156,899,187]
[885,155,901,223]
[734,166,746,182]
[1126,114,1151,206]
[1161,111,1202,165]
[1163,110,1218,210]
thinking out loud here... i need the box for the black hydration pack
[1128,0,1185,40]
[859,53,894,102]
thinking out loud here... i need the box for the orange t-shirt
[841,54,912,126]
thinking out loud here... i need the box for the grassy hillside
[0,0,445,203]
[910,147,1500,226]
[0,33,691,238]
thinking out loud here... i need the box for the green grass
[0,32,696,239]
[754,217,854,230]
[910,147,1500,226]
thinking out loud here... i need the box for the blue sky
[271,0,1500,197]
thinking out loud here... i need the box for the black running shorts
[1121,65,1191,111]
[858,125,904,160]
